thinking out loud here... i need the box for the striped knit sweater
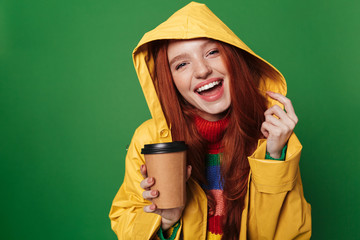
[195,115,229,240]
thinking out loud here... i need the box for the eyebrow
[169,53,191,67]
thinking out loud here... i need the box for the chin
[197,106,230,120]
[205,104,230,115]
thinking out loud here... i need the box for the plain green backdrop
[1,0,359,239]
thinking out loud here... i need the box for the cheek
[173,78,183,93]
[172,74,191,94]
[223,79,232,104]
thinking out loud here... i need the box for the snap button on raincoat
[109,2,311,239]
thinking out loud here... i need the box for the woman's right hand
[140,164,192,231]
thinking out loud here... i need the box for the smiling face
[167,38,231,121]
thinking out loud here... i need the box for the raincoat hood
[132,2,287,141]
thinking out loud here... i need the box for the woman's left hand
[261,91,299,159]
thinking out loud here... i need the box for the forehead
[167,38,217,53]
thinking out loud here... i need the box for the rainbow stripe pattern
[203,152,224,239]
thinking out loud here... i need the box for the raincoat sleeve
[109,120,164,240]
[246,133,312,239]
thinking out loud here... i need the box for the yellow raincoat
[109,2,311,239]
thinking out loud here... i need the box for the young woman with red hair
[109,2,311,240]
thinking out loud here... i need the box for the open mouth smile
[194,78,224,101]
[196,80,222,93]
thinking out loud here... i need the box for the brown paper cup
[141,141,187,209]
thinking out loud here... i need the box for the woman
[109,2,311,240]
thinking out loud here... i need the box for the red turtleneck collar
[194,115,230,153]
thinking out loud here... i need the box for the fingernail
[151,190,157,196]
[147,177,153,183]
[150,204,155,210]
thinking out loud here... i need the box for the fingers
[140,164,159,213]
[265,106,296,132]
[143,203,157,213]
[142,189,158,200]
[265,113,282,127]
[142,204,167,218]
[140,164,147,178]
[260,124,269,138]
[140,176,155,189]
[143,204,165,219]
[261,121,272,138]
[186,165,192,181]
[265,104,288,122]
[266,91,298,124]
[140,164,154,189]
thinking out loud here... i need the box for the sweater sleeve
[246,133,312,239]
[155,221,181,240]
[265,144,287,161]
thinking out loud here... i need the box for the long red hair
[151,39,280,240]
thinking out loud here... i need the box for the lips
[194,78,224,102]
[196,80,221,93]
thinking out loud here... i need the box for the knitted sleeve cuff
[156,220,181,240]
[265,144,287,161]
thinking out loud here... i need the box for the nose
[194,59,212,79]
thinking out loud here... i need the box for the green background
[1,0,359,239]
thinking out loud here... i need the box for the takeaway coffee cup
[141,141,188,209]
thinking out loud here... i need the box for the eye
[209,50,219,55]
[206,49,219,57]
[175,62,187,70]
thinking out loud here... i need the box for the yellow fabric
[206,232,222,240]
[109,2,311,239]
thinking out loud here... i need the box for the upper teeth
[196,81,221,93]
